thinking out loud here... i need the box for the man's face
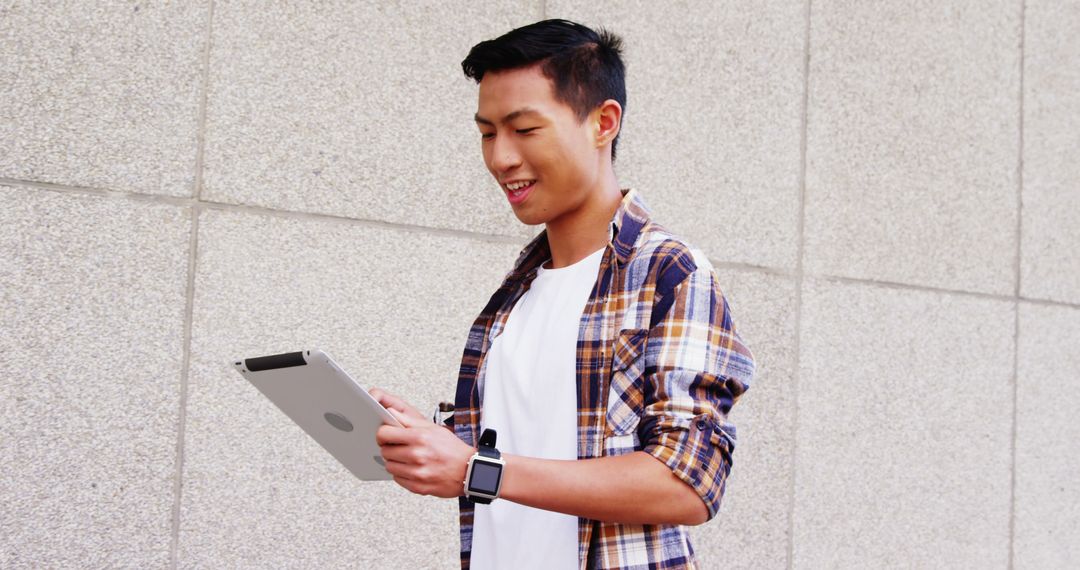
[474,64,600,226]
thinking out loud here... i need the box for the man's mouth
[505,180,536,204]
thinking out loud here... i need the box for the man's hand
[369,387,475,499]
[367,387,705,524]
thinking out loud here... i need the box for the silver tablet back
[232,349,401,481]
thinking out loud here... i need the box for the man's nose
[490,137,522,173]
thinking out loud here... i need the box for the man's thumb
[388,407,410,427]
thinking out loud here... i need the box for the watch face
[468,460,502,494]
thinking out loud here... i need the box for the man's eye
[480,133,493,140]
[516,128,538,134]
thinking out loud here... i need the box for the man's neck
[542,181,624,270]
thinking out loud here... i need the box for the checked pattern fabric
[448,187,757,570]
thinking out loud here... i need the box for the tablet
[231,349,403,481]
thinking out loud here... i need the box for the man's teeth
[507,180,534,192]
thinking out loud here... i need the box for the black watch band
[470,493,494,504]
[478,428,500,459]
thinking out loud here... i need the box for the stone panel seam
[707,258,797,279]
[193,0,215,202]
[814,273,1027,305]
[788,0,813,568]
[0,178,525,245]
[191,200,526,245]
[168,207,199,570]
[5,179,1078,311]
[1009,1,1026,568]
[169,1,215,567]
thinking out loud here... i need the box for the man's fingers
[369,387,394,405]
[392,475,419,492]
[387,455,420,482]
[379,444,409,466]
[375,423,410,446]
[369,388,428,423]
[370,387,410,414]
[388,407,414,427]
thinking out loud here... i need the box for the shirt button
[696,419,707,430]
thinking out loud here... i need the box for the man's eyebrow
[473,107,544,126]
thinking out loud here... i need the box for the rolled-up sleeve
[638,260,756,522]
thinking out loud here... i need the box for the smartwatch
[463,428,504,504]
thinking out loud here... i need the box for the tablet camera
[323,412,354,432]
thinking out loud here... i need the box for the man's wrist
[459,447,475,496]
[462,430,504,503]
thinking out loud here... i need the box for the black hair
[461,19,627,163]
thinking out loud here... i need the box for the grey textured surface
[201,1,542,238]
[1015,302,1080,569]
[177,207,516,568]
[687,267,797,570]
[803,0,1022,295]
[0,185,191,567]
[548,1,806,271]
[0,2,209,196]
[2,1,1079,568]
[1021,0,1080,305]
[792,278,1014,568]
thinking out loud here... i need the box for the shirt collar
[507,187,651,280]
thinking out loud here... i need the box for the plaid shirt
[447,187,756,569]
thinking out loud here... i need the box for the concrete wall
[2,1,1077,568]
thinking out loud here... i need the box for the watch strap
[470,493,493,504]
[477,428,500,460]
[478,427,497,449]
[477,446,501,460]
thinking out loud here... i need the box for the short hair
[461,19,627,163]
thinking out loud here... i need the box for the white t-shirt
[470,241,608,570]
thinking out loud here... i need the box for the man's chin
[510,207,545,226]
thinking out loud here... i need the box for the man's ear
[593,99,622,149]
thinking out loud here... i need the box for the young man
[370,19,756,570]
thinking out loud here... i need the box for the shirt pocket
[605,328,648,438]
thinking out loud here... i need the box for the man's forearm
[493,450,708,526]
